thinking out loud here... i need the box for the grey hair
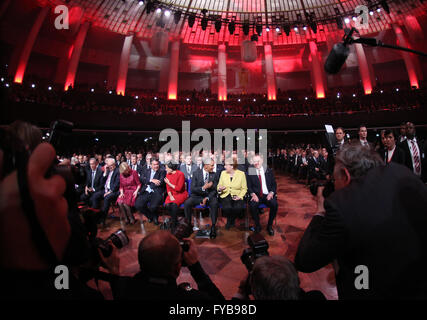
[335,142,384,180]
[249,255,301,300]
[202,157,213,166]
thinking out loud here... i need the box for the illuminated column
[355,43,374,94]
[13,6,49,83]
[168,40,180,100]
[218,44,227,101]
[64,21,90,91]
[393,24,419,89]
[116,35,134,96]
[309,41,325,99]
[264,44,276,100]
[403,15,424,45]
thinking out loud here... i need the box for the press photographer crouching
[119,229,225,300]
[295,142,427,299]
[234,234,325,300]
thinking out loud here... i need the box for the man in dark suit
[307,150,323,181]
[383,129,405,165]
[91,157,120,223]
[130,154,144,177]
[295,143,427,299]
[297,150,309,181]
[184,158,219,238]
[81,158,103,204]
[135,158,166,225]
[247,155,278,236]
[179,155,198,180]
[399,122,425,181]
[358,125,373,149]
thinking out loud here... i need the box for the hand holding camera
[182,238,198,266]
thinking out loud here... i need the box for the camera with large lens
[309,178,335,198]
[241,233,269,272]
[172,217,193,252]
[95,229,129,258]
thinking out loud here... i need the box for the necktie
[91,171,95,189]
[187,166,191,175]
[410,140,421,174]
[204,172,209,183]
[257,170,263,198]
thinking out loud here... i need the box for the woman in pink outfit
[117,162,141,224]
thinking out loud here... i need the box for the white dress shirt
[256,167,269,195]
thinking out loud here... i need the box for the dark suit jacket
[308,157,322,179]
[190,169,218,200]
[85,167,104,192]
[129,163,144,176]
[246,166,277,197]
[295,163,427,299]
[383,146,406,165]
[101,168,120,193]
[399,138,425,179]
[179,163,198,180]
[139,168,166,195]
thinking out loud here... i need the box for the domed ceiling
[41,0,427,46]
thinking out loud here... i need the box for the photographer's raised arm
[183,239,225,301]
[294,199,346,273]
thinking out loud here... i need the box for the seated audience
[80,157,103,205]
[91,157,120,223]
[164,162,188,229]
[134,158,166,225]
[117,162,141,225]
[217,158,247,229]
[247,155,278,236]
[184,158,219,238]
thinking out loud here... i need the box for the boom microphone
[324,28,356,75]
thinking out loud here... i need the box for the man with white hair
[246,154,278,236]
[91,157,120,223]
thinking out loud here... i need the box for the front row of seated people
[86,154,278,238]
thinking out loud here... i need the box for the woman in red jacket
[164,162,188,229]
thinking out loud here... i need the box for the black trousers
[184,196,219,225]
[165,203,180,226]
[91,190,119,221]
[220,195,245,223]
[134,191,164,219]
[249,195,278,227]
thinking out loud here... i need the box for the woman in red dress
[164,162,188,228]
[117,162,141,224]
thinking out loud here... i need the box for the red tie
[258,171,263,198]
[411,140,421,174]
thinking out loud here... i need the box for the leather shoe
[267,226,275,236]
[210,226,217,239]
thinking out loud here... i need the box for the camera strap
[16,150,59,266]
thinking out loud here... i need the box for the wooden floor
[96,173,338,300]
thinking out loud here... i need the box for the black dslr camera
[309,175,335,198]
[95,229,129,258]
[241,233,269,272]
[172,217,193,252]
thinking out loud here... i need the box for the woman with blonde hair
[117,162,141,224]
[217,157,247,229]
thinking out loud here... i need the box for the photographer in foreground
[295,143,427,299]
[121,230,225,300]
[0,138,103,299]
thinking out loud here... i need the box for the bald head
[138,230,182,278]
